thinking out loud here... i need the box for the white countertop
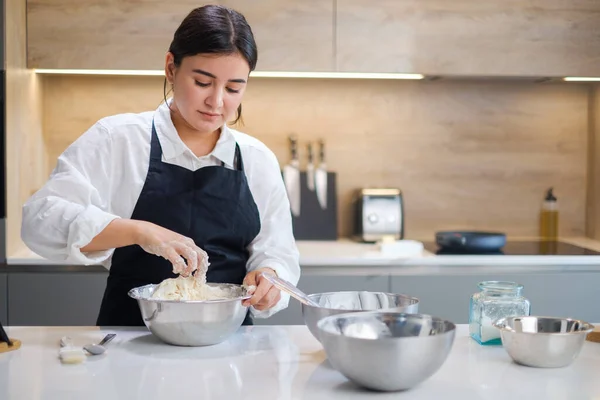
[8,237,600,268]
[2,324,600,399]
[297,237,600,266]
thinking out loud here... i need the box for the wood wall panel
[6,0,47,256]
[26,0,334,72]
[337,0,600,77]
[40,76,589,240]
[587,85,600,239]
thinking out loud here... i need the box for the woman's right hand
[133,221,209,277]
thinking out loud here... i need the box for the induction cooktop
[422,240,600,256]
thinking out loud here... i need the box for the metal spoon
[260,272,320,307]
[83,333,116,355]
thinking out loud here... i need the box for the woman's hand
[242,268,281,310]
[134,221,209,277]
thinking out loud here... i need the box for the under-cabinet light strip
[251,71,424,79]
[33,70,600,82]
[33,69,425,80]
[34,69,164,76]
[563,77,600,82]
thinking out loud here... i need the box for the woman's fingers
[170,241,198,276]
[161,246,187,275]
[181,237,209,276]
[139,232,208,278]
[242,271,281,310]
[194,245,209,271]
[254,286,281,311]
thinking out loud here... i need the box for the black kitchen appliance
[435,231,506,253]
[424,238,600,256]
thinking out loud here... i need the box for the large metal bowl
[128,283,251,347]
[302,291,419,342]
[317,312,456,392]
[493,316,594,368]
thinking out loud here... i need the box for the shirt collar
[211,125,237,168]
[153,99,236,167]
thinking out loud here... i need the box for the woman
[21,5,300,326]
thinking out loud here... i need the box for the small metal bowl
[301,291,419,343]
[493,316,594,368]
[128,283,251,347]
[317,312,456,392]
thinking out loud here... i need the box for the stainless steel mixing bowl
[317,311,456,392]
[493,316,594,368]
[128,283,251,346]
[302,291,419,342]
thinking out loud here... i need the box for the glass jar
[469,281,530,345]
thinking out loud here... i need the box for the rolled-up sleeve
[245,147,301,319]
[21,122,120,265]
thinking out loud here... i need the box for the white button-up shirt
[21,100,300,318]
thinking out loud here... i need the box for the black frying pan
[435,231,506,253]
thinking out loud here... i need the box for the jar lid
[478,281,523,292]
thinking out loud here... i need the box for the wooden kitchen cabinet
[336,0,600,77]
[27,0,600,76]
[8,271,107,326]
[254,274,389,326]
[27,0,334,72]
[0,273,7,325]
[229,1,334,72]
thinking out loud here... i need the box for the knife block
[290,171,338,240]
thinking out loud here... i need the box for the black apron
[96,120,261,326]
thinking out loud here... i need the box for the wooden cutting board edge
[586,327,600,343]
[0,339,22,353]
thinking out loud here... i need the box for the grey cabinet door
[497,273,600,323]
[391,273,600,325]
[254,274,389,326]
[8,272,108,326]
[0,273,6,325]
[391,275,480,324]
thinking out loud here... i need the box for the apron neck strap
[150,120,163,162]
[233,143,244,171]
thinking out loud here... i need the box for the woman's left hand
[242,268,281,310]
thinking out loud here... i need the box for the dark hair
[163,5,258,125]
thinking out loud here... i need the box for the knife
[306,142,315,191]
[0,320,12,346]
[315,139,327,210]
[283,135,301,217]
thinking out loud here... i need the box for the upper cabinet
[27,0,600,77]
[336,0,600,77]
[26,0,334,71]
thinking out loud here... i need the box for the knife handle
[318,139,325,163]
[307,143,313,163]
[289,135,298,160]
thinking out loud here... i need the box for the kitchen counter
[6,237,600,327]
[7,237,600,270]
[2,324,600,399]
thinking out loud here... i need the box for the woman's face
[165,52,250,134]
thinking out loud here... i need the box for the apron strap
[222,143,243,171]
[150,120,163,162]
[234,143,244,171]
